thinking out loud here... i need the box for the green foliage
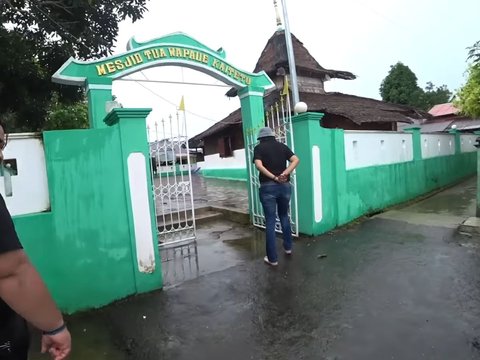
[44,93,89,130]
[455,64,480,118]
[380,62,424,108]
[380,62,451,110]
[0,0,149,131]
[467,40,480,65]
[423,82,452,110]
[1,0,148,59]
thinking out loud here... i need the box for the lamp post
[280,0,300,108]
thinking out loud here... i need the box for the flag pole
[280,0,300,109]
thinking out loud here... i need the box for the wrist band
[42,323,67,336]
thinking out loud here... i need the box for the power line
[117,77,230,88]
[132,79,240,124]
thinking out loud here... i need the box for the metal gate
[246,90,299,237]
[148,111,197,248]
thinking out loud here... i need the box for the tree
[380,62,425,109]
[44,93,89,131]
[0,0,149,131]
[455,64,480,118]
[423,82,452,110]
[467,40,480,65]
[1,0,148,59]
[380,62,451,110]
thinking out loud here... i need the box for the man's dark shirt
[0,193,23,325]
[253,138,295,183]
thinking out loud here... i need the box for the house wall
[292,112,477,236]
[10,109,162,314]
[0,133,50,216]
[197,149,247,181]
[321,114,396,131]
[344,131,414,170]
[460,134,478,153]
[203,125,244,156]
[199,124,247,180]
[420,134,456,159]
[297,75,325,94]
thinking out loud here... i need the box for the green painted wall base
[292,112,477,236]
[200,168,247,181]
[337,153,476,226]
[12,109,162,314]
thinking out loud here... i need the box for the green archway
[53,32,274,129]
[53,32,275,226]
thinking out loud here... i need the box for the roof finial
[273,0,284,30]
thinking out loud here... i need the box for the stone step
[156,208,223,231]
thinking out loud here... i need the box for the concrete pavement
[29,177,480,360]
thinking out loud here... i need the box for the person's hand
[41,328,72,360]
[277,173,289,183]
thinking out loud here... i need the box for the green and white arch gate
[52,32,275,247]
[246,92,299,237]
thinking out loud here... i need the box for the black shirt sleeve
[253,145,262,163]
[283,144,295,160]
[0,194,22,254]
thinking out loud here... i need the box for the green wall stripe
[337,153,476,226]
[200,168,247,181]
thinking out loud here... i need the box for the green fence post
[474,131,480,217]
[404,127,422,160]
[86,79,114,129]
[238,86,266,221]
[448,128,461,154]
[292,112,340,235]
[104,108,163,293]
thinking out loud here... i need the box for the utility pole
[280,0,300,107]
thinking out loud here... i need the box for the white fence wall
[344,131,414,170]
[421,134,455,159]
[197,149,246,170]
[0,133,50,216]
[460,134,478,153]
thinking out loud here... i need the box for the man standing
[253,127,299,266]
[0,122,71,360]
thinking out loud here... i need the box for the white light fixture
[294,102,308,113]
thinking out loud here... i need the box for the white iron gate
[148,112,197,248]
[246,91,299,237]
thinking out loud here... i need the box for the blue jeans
[259,182,293,262]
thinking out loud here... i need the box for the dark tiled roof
[226,31,355,97]
[254,31,356,81]
[190,108,242,144]
[190,91,428,143]
[297,92,428,125]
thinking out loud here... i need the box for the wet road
[99,219,480,360]
[153,174,249,214]
[29,178,480,360]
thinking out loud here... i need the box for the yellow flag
[281,76,289,96]
[178,96,185,111]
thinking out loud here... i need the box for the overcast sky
[111,0,479,139]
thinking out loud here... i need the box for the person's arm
[254,159,280,182]
[281,155,300,177]
[0,250,71,360]
[277,155,299,183]
[0,249,64,331]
